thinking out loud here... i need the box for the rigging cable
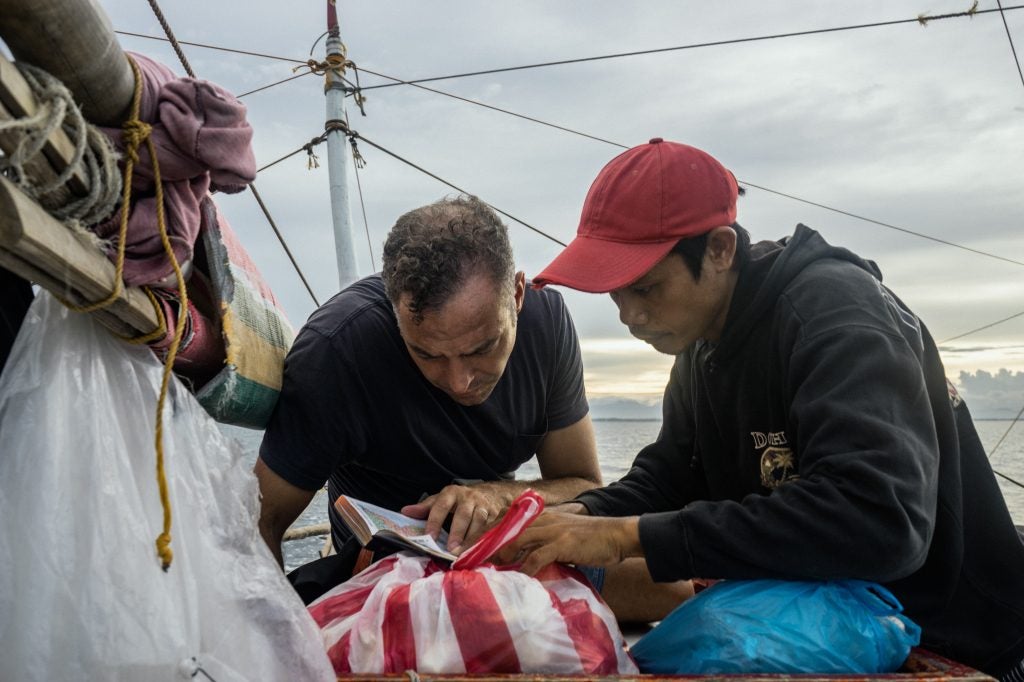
[996,0,1024,90]
[247,184,321,306]
[346,111,376,271]
[940,310,1024,345]
[359,4,1018,90]
[237,71,315,99]
[989,401,1024,462]
[145,0,195,77]
[125,13,1024,310]
[351,161,375,271]
[991,403,1024,457]
[114,30,305,64]
[111,29,315,98]
[347,67,1024,270]
[354,66,628,149]
[737,181,1024,268]
[346,127,565,247]
[329,121,1024,480]
[131,11,1024,489]
[118,21,1024,270]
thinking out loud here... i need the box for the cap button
[648,137,663,144]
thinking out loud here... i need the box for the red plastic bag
[309,491,638,675]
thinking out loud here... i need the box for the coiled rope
[0,63,121,233]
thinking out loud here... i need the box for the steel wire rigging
[128,7,1024,345]
[357,3,1020,91]
[129,2,1024,485]
[123,21,1024,273]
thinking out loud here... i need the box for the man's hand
[492,511,643,576]
[401,483,512,552]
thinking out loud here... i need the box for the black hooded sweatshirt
[577,225,1024,676]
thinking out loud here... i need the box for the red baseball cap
[534,138,738,292]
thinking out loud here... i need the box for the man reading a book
[255,194,691,619]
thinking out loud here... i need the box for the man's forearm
[550,500,590,515]
[475,475,600,508]
[258,520,286,568]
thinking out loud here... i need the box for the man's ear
[513,271,527,314]
[705,226,738,272]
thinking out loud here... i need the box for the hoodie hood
[715,224,882,359]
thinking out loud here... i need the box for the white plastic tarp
[0,293,334,681]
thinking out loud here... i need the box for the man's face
[609,234,736,356]
[397,271,526,406]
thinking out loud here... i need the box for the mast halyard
[324,0,359,291]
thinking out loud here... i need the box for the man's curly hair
[382,195,515,322]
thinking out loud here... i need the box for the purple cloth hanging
[94,52,257,286]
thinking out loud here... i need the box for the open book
[334,495,457,564]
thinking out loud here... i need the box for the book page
[346,497,450,554]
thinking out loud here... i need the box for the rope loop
[324,118,350,135]
[0,63,122,228]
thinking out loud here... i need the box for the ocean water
[224,419,1024,572]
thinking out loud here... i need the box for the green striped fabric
[194,198,295,429]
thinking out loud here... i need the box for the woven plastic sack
[0,294,333,681]
[631,578,921,674]
[309,491,638,675]
[193,197,294,429]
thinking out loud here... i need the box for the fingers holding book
[401,483,506,553]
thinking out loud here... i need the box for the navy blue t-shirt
[260,274,588,547]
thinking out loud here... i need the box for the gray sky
[94,1,1024,398]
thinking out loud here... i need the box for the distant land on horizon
[589,396,661,421]
[593,417,659,422]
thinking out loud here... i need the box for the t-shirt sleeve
[543,291,589,430]
[259,325,355,491]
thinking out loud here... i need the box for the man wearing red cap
[499,139,1024,678]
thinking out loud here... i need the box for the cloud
[955,369,1024,420]
[580,337,675,396]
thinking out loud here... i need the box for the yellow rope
[124,53,190,571]
[60,54,185,570]
[148,109,188,569]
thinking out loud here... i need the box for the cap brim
[533,236,677,293]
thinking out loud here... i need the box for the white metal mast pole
[324,0,359,291]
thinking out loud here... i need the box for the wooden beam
[0,0,134,126]
[0,175,160,338]
[0,52,89,200]
[283,523,331,543]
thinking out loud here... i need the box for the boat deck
[336,647,995,681]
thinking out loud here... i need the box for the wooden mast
[0,0,160,336]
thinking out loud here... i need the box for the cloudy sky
[62,2,1024,406]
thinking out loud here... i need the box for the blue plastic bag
[631,579,921,674]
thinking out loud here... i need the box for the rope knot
[156,530,174,571]
[121,119,153,161]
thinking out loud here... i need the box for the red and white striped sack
[308,491,639,675]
